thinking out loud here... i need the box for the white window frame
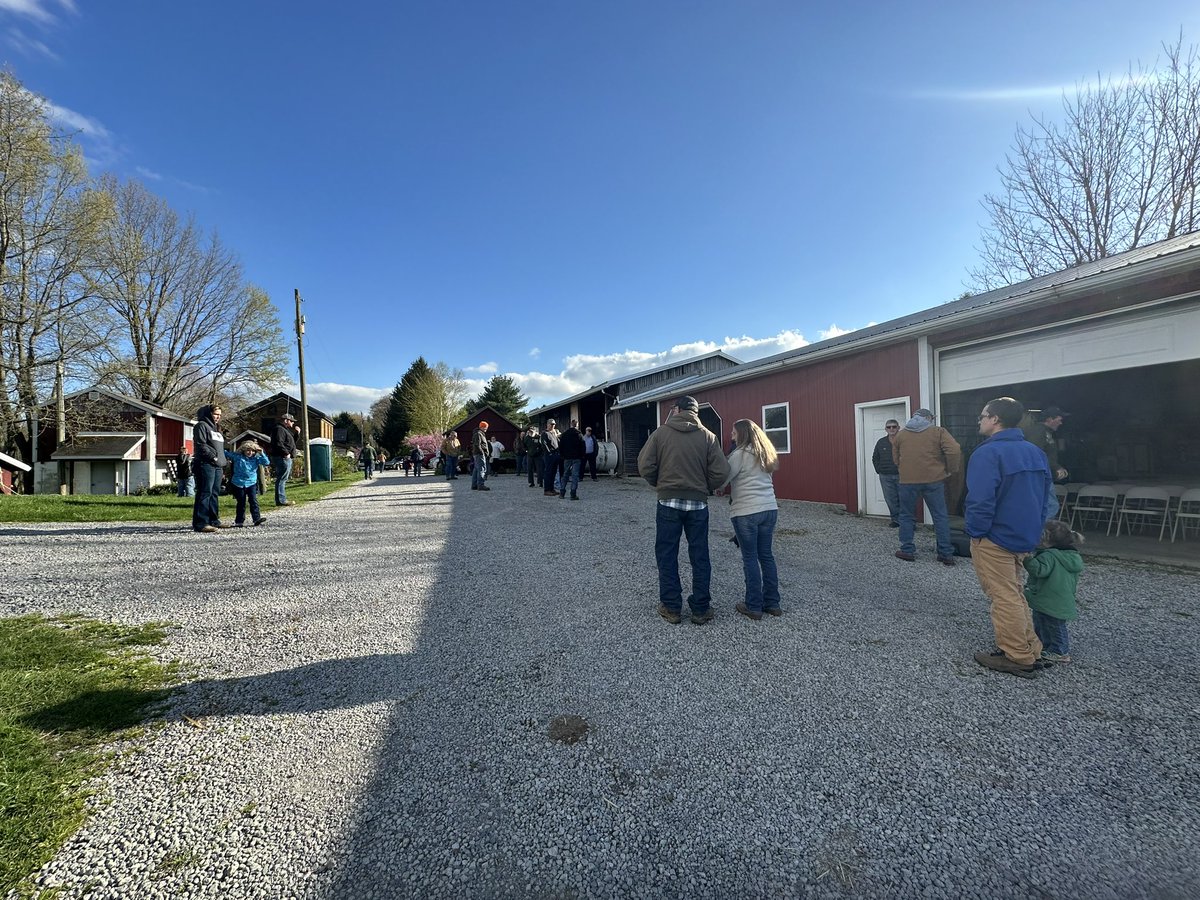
[761,401,791,454]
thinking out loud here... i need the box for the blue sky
[4,0,1198,414]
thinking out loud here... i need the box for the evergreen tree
[332,411,363,445]
[379,357,431,453]
[465,374,528,421]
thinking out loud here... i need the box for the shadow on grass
[21,686,174,736]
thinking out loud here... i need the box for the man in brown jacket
[892,408,962,565]
[637,396,730,625]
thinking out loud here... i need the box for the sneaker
[894,550,915,562]
[735,602,763,621]
[1041,651,1071,664]
[544,490,557,496]
[973,650,1036,679]
[277,500,295,507]
[253,518,267,526]
[764,607,782,617]
[936,556,956,567]
[691,608,715,625]
[215,522,234,529]
[233,522,245,528]
[196,525,219,534]
[657,604,682,625]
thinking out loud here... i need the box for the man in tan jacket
[891,408,962,565]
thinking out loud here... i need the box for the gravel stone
[2,472,1198,898]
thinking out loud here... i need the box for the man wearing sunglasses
[872,419,901,527]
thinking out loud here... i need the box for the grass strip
[0,615,178,894]
[0,471,358,523]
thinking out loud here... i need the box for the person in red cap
[471,421,491,491]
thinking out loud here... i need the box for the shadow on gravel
[0,524,181,538]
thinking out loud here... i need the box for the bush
[331,454,356,476]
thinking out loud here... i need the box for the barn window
[762,402,790,453]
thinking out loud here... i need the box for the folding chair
[1171,489,1200,543]
[1069,486,1118,535]
[1052,484,1070,521]
[1114,487,1172,541]
[1060,482,1087,524]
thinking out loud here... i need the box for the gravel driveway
[4,472,1199,899]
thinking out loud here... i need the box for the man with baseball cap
[1022,405,1070,521]
[269,412,298,506]
[637,396,730,625]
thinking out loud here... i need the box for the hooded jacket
[269,421,297,459]
[637,409,730,502]
[472,428,490,456]
[892,415,961,484]
[1023,547,1083,621]
[964,428,1052,553]
[193,405,227,469]
[558,426,586,461]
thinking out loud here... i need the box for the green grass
[0,615,179,894]
[0,472,359,523]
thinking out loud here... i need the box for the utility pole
[57,360,67,495]
[295,289,312,484]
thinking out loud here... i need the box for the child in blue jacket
[1023,520,1084,663]
[224,440,271,527]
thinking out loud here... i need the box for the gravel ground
[3,471,1199,899]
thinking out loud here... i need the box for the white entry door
[856,399,909,517]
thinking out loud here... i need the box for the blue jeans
[732,509,780,614]
[444,455,458,478]
[363,460,374,479]
[1045,491,1060,523]
[559,459,581,496]
[879,473,900,524]
[528,455,541,485]
[516,454,527,475]
[231,484,263,524]
[192,463,222,530]
[177,475,195,497]
[654,503,711,614]
[472,454,488,488]
[272,456,293,505]
[1031,610,1070,654]
[543,452,560,490]
[898,481,953,558]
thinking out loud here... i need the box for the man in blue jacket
[965,397,1053,678]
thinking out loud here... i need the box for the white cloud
[0,0,75,24]
[278,381,390,416]
[5,26,59,59]
[465,362,498,375]
[135,165,163,181]
[528,347,541,358]
[908,72,1156,103]
[817,324,855,340]
[44,100,110,140]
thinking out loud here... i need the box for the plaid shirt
[659,498,707,511]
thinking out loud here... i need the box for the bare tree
[0,72,111,480]
[972,35,1200,289]
[88,176,288,412]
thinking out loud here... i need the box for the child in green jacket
[1024,520,1084,663]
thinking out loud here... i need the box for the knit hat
[914,408,935,419]
[674,396,699,412]
[479,421,489,430]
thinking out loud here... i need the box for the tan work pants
[971,537,1043,665]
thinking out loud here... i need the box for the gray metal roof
[63,386,193,423]
[614,231,1200,409]
[51,435,146,460]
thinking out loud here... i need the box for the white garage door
[938,302,1200,394]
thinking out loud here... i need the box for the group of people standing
[189,405,300,533]
[870,400,1083,678]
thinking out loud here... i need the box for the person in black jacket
[175,445,194,497]
[872,419,901,527]
[558,420,586,500]
[192,404,229,532]
[269,413,298,506]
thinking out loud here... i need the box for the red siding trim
[657,341,921,509]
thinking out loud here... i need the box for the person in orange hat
[471,421,491,491]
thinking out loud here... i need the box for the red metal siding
[658,341,921,510]
[156,417,184,456]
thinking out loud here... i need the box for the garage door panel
[940,302,1200,393]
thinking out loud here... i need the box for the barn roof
[62,386,193,423]
[51,434,146,461]
[239,392,332,423]
[449,406,523,432]
[614,231,1200,409]
[0,450,31,472]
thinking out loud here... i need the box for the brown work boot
[973,650,1036,679]
[657,604,682,625]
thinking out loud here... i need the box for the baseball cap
[1040,406,1069,419]
[674,396,699,412]
[281,413,296,422]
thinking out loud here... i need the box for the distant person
[191,404,229,533]
[1024,521,1084,664]
[1022,405,1070,521]
[269,412,298,507]
[717,419,781,621]
[471,421,491,491]
[514,429,528,476]
[441,430,461,480]
[892,408,961,565]
[637,396,730,626]
[583,427,599,480]
[540,419,561,496]
[361,444,376,480]
[409,445,423,477]
[524,426,543,487]
[176,444,194,498]
[224,440,270,527]
[490,435,504,474]
[558,419,586,500]
[871,419,900,527]
[966,397,1053,679]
